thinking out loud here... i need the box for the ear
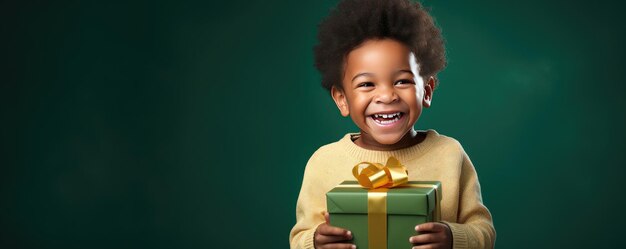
[331,85,350,117]
[422,76,436,108]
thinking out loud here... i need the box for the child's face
[331,39,435,149]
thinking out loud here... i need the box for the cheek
[399,89,419,105]
[349,95,369,112]
[400,90,421,121]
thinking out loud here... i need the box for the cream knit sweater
[289,130,495,249]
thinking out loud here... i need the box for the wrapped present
[326,157,441,249]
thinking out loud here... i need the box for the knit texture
[289,130,495,249]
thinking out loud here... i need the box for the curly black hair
[314,0,446,91]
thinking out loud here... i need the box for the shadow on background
[2,0,625,248]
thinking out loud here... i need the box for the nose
[374,85,398,104]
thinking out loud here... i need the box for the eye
[357,82,374,88]
[395,79,415,85]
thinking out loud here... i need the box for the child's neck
[354,129,426,151]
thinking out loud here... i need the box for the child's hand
[409,222,452,249]
[314,211,356,249]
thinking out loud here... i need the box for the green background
[2,0,625,248]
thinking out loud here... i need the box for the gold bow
[352,156,409,189]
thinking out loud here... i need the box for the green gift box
[326,180,442,249]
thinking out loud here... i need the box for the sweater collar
[339,129,438,164]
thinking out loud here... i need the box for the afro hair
[314,0,446,91]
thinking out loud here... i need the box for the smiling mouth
[370,112,404,125]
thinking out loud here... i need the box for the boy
[290,0,495,248]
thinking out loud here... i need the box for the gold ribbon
[351,157,407,249]
[367,188,387,249]
[352,156,408,189]
[349,157,441,249]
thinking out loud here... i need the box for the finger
[319,243,357,249]
[324,211,331,224]
[409,232,444,244]
[318,224,352,238]
[415,222,445,233]
[316,234,353,245]
[412,242,444,249]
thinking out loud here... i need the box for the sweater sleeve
[442,151,496,249]
[289,153,327,249]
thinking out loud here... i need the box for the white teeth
[374,116,401,124]
[374,112,401,119]
[372,112,402,125]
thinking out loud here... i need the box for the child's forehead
[344,39,419,75]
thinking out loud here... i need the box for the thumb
[324,211,330,224]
